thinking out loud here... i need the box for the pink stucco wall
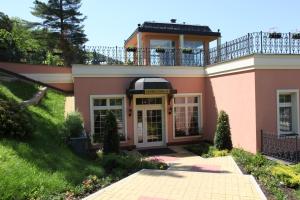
[205,71,257,153]
[74,77,205,147]
[255,70,300,150]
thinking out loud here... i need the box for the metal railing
[2,31,300,66]
[261,130,300,163]
[209,32,300,65]
[84,46,204,66]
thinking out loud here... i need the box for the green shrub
[214,110,233,150]
[103,111,120,154]
[271,165,300,188]
[212,149,229,157]
[64,111,84,138]
[101,153,167,177]
[184,142,230,158]
[0,99,32,138]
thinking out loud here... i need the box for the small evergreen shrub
[0,99,32,138]
[64,111,84,138]
[214,110,233,150]
[103,111,120,154]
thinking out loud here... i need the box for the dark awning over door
[126,78,177,105]
[127,78,177,95]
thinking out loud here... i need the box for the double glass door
[135,98,164,147]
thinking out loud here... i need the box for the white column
[179,34,184,49]
[137,32,143,65]
[179,34,184,65]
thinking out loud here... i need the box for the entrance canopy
[126,77,177,105]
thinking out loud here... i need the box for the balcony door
[150,40,175,66]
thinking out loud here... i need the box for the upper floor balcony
[84,31,300,67]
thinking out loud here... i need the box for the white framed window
[90,95,127,143]
[173,94,202,138]
[277,90,299,135]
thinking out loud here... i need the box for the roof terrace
[85,32,300,67]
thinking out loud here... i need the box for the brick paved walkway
[84,147,266,200]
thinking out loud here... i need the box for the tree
[0,17,46,63]
[103,111,120,154]
[32,0,88,66]
[0,12,13,32]
[214,110,233,150]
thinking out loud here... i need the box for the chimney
[170,19,176,23]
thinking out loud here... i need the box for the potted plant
[292,33,300,39]
[155,47,165,53]
[64,111,89,157]
[182,48,193,54]
[269,32,282,39]
[126,46,137,52]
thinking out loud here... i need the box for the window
[136,97,162,105]
[91,96,126,143]
[277,90,299,135]
[173,95,202,137]
[182,41,203,66]
[150,39,175,66]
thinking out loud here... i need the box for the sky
[1,0,300,46]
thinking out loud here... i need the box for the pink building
[72,21,300,154]
[3,20,300,155]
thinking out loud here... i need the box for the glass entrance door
[135,97,165,148]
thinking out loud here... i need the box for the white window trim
[276,89,299,136]
[90,94,127,144]
[172,93,203,139]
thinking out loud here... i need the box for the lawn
[0,80,104,199]
[0,79,165,199]
[0,80,39,102]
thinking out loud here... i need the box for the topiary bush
[0,99,32,138]
[103,111,120,154]
[214,110,233,150]
[64,111,84,138]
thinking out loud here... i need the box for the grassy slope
[0,80,104,199]
[0,80,39,102]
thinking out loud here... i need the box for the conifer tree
[32,0,87,66]
[214,110,233,150]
